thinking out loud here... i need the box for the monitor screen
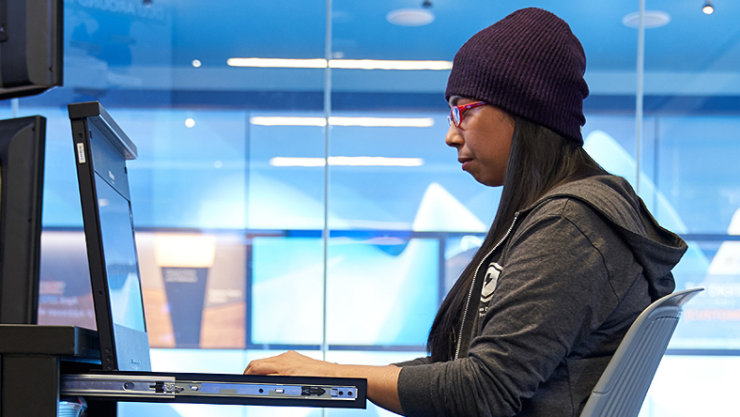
[94,172,146,333]
[0,0,63,99]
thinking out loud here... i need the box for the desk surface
[0,324,99,357]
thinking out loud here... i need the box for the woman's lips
[459,157,472,170]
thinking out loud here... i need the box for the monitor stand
[0,324,114,417]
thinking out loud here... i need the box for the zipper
[454,212,520,360]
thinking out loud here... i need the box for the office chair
[579,287,704,417]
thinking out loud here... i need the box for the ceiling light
[702,1,714,14]
[191,59,202,68]
[622,10,671,28]
[251,117,326,127]
[250,116,434,128]
[386,8,435,26]
[226,57,327,68]
[270,156,424,167]
[185,117,196,128]
[227,57,451,71]
[330,116,434,127]
[329,59,451,70]
[270,157,325,167]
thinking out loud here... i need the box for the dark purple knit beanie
[445,8,589,144]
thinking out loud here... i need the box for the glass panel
[652,116,740,234]
[325,115,496,230]
[643,1,740,357]
[19,2,740,416]
[137,231,247,349]
[250,236,323,346]
[325,234,439,347]
[641,355,740,417]
[34,0,329,355]
[63,1,175,95]
[247,112,326,230]
[250,235,440,347]
[670,239,740,350]
[125,108,249,229]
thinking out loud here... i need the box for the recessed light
[227,58,327,68]
[250,116,435,127]
[622,10,671,29]
[270,156,425,167]
[227,57,451,71]
[191,59,202,68]
[329,59,451,70]
[386,8,434,26]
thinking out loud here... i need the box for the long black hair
[426,116,607,362]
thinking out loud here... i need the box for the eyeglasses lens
[450,107,461,126]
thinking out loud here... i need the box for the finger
[244,359,277,375]
[243,360,261,375]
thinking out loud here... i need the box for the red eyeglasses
[448,101,486,127]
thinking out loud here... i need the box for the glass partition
[18,1,740,416]
[639,2,740,357]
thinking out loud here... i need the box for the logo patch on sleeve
[479,262,503,317]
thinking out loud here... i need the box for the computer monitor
[0,115,46,324]
[68,101,151,371]
[0,0,63,100]
[63,104,368,409]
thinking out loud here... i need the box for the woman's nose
[445,124,462,147]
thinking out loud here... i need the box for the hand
[244,350,403,414]
[243,350,337,377]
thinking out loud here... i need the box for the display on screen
[250,236,440,347]
[37,230,96,329]
[95,173,146,333]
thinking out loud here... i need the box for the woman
[244,8,687,417]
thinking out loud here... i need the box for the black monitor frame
[68,101,151,372]
[0,0,63,100]
[0,115,46,324]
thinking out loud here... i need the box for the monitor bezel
[0,0,64,100]
[0,115,45,324]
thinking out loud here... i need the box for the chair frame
[579,287,703,417]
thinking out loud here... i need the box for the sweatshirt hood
[525,175,687,300]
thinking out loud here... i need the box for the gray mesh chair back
[579,287,703,417]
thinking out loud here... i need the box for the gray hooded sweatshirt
[396,175,687,417]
